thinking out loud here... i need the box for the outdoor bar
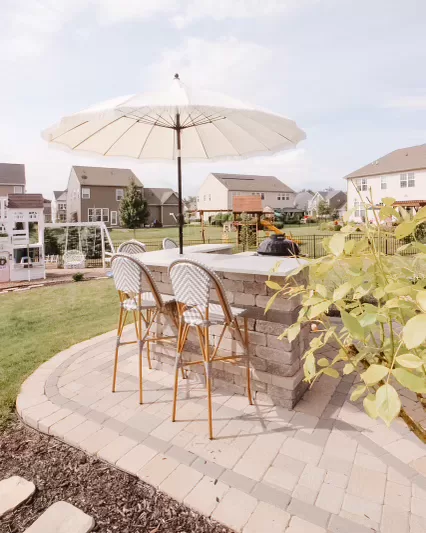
[135,243,310,409]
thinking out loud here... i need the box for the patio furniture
[63,249,85,269]
[117,240,147,254]
[110,253,176,404]
[162,238,178,250]
[169,258,253,439]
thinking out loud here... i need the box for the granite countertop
[135,245,306,277]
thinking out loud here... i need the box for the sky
[1,0,426,199]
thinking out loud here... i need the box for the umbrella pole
[176,113,184,254]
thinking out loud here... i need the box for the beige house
[0,163,26,196]
[197,173,296,218]
[52,190,67,222]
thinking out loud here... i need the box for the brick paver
[0,476,35,517]
[16,327,426,533]
[24,501,94,532]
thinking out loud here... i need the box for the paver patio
[17,326,426,533]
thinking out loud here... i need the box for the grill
[257,234,300,257]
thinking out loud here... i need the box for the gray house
[144,188,180,226]
[0,163,26,196]
[308,189,347,217]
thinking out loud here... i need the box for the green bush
[72,272,85,282]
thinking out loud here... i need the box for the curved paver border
[16,328,426,533]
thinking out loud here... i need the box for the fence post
[313,235,316,258]
[385,238,388,255]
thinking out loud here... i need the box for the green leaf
[329,233,345,256]
[379,206,400,220]
[341,310,364,340]
[361,364,389,386]
[373,287,385,299]
[317,358,329,367]
[376,384,401,427]
[266,280,282,291]
[333,282,352,302]
[363,393,378,419]
[344,239,356,254]
[414,205,426,221]
[316,284,328,298]
[324,327,336,344]
[286,322,301,343]
[304,353,316,381]
[359,313,377,327]
[395,220,416,240]
[403,314,426,349]
[322,367,339,378]
[265,291,280,313]
[308,301,331,319]
[413,242,426,253]
[416,291,426,312]
[392,368,426,393]
[382,197,396,206]
[396,353,424,369]
[343,363,354,375]
[350,384,366,401]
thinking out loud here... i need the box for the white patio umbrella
[42,74,306,253]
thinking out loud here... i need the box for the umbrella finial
[174,73,180,79]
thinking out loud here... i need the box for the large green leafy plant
[273,196,426,440]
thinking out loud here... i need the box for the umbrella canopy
[42,74,306,253]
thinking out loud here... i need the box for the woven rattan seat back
[163,238,178,250]
[169,258,233,323]
[111,253,163,307]
[117,240,147,254]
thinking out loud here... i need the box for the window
[400,173,414,188]
[58,203,66,211]
[88,208,109,222]
[111,211,118,225]
[29,211,38,220]
[203,195,206,201]
[116,189,124,201]
[59,213,66,222]
[355,178,367,191]
[381,177,387,190]
[408,172,415,187]
[354,200,366,219]
[209,194,211,201]
[277,193,290,201]
[14,186,23,193]
[82,187,90,199]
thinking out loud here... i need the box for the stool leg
[205,327,214,440]
[137,305,144,404]
[172,320,187,422]
[112,307,125,392]
[243,317,253,405]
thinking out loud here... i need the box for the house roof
[316,189,342,200]
[53,190,67,200]
[211,173,295,193]
[144,188,178,204]
[72,166,143,187]
[345,144,426,179]
[294,191,314,210]
[0,163,25,185]
[7,194,44,209]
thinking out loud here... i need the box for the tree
[119,180,149,229]
[317,200,332,219]
[183,195,197,210]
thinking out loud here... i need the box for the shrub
[274,221,284,229]
[72,272,85,282]
[269,196,426,441]
[333,224,342,231]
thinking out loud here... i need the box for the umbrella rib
[192,123,209,159]
[103,119,139,156]
[137,123,156,159]
[68,115,129,150]
[224,115,271,152]
[49,120,89,142]
[231,112,295,145]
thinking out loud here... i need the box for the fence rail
[45,233,418,268]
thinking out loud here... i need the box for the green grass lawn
[0,279,118,427]
[109,224,329,245]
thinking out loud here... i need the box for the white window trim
[111,211,118,225]
[116,189,124,201]
[380,176,387,190]
[88,207,109,222]
[82,187,91,199]
[407,172,415,187]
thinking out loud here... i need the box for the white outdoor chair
[162,238,178,250]
[63,250,85,269]
[169,258,253,439]
[110,253,176,404]
[118,240,147,254]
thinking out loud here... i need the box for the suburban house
[52,190,67,222]
[143,188,180,226]
[197,173,296,219]
[345,144,426,222]
[66,166,143,226]
[64,166,179,227]
[43,198,52,223]
[308,189,347,218]
[0,163,26,196]
[294,190,314,213]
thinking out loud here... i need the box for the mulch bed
[0,418,232,533]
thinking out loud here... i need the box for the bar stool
[118,240,147,253]
[162,238,178,250]
[169,258,253,439]
[111,253,176,403]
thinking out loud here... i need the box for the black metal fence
[45,233,418,269]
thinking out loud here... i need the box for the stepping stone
[25,501,95,533]
[0,476,36,516]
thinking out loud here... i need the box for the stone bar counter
[135,244,309,408]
